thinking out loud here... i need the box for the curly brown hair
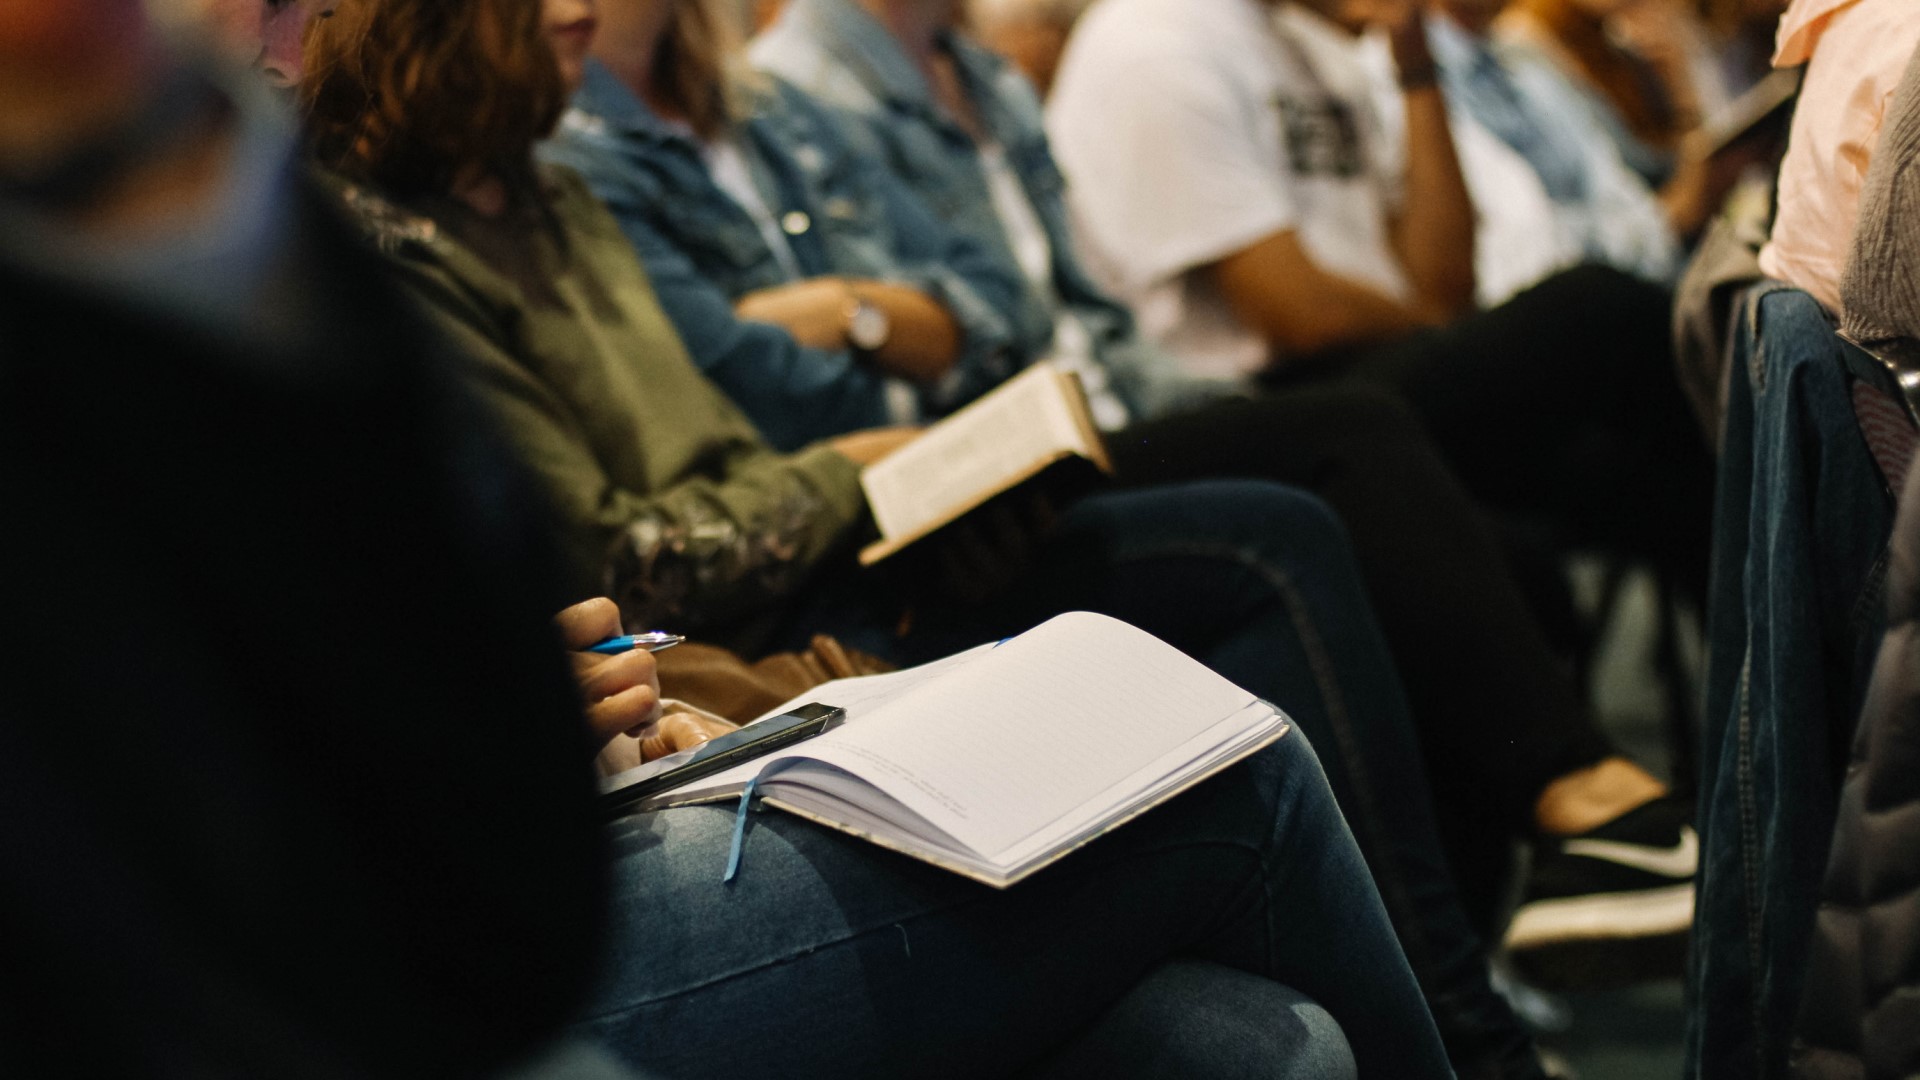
[299,0,566,199]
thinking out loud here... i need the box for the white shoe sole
[1505,882,1694,950]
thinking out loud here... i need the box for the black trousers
[1111,383,1615,831]
[1286,263,1712,602]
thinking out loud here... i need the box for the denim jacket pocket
[665,212,786,292]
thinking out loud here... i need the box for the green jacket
[330,167,867,633]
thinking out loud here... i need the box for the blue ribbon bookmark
[723,775,762,883]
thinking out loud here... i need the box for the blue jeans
[701,480,1520,1074]
[581,723,1427,1078]
[1687,285,1895,1079]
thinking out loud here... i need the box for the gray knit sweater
[1840,41,1920,419]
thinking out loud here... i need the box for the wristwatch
[845,289,892,354]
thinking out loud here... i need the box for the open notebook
[612,612,1291,888]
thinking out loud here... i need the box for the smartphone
[599,702,847,814]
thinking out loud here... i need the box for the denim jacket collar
[788,0,1000,141]
[570,60,696,148]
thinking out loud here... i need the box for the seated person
[1028,0,1715,596]
[2,4,1437,1076]
[540,1,1044,451]
[0,2,612,1072]
[289,4,1502,1072]
[750,0,1694,1026]
[1495,0,1708,181]
[300,0,1475,1073]
[1410,0,1740,301]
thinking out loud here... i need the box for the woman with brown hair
[291,1,1461,1076]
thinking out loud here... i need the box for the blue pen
[586,631,686,655]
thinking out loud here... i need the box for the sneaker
[1505,796,1695,988]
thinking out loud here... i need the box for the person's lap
[752,478,1534,1075]
[1033,961,1358,1080]
[1108,385,1612,821]
[1271,263,1711,590]
[576,726,1448,1079]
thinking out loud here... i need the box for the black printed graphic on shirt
[1275,95,1365,179]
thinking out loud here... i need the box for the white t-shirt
[1046,0,1412,380]
[1357,22,1677,306]
[704,136,806,282]
[977,141,1130,431]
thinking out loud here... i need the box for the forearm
[1391,84,1477,315]
[734,277,960,382]
[1211,229,1442,361]
[850,281,961,381]
[599,443,868,630]
[1259,279,1438,362]
[1385,10,1474,315]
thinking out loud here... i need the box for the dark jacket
[0,181,607,1079]
[1791,446,1920,1080]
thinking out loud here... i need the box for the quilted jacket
[1790,446,1920,1079]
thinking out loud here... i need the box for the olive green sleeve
[397,267,868,628]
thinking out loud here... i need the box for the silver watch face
[849,299,891,352]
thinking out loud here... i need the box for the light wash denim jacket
[753,0,1240,420]
[540,62,1027,451]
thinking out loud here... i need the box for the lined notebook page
[795,612,1256,860]
[635,646,998,802]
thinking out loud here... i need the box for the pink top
[1758,0,1920,313]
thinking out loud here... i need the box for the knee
[1040,962,1357,1080]
[1195,480,1356,570]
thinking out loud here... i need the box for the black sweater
[0,185,607,1079]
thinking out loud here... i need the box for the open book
[611,612,1290,887]
[859,361,1112,565]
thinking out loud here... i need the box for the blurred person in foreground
[0,0,628,1075]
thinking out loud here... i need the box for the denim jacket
[753,0,1241,420]
[541,62,1026,451]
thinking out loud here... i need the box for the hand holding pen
[552,599,726,761]
[584,630,685,655]
[553,599,669,748]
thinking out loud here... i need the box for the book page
[860,363,1093,543]
[788,612,1259,861]
[626,644,998,804]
